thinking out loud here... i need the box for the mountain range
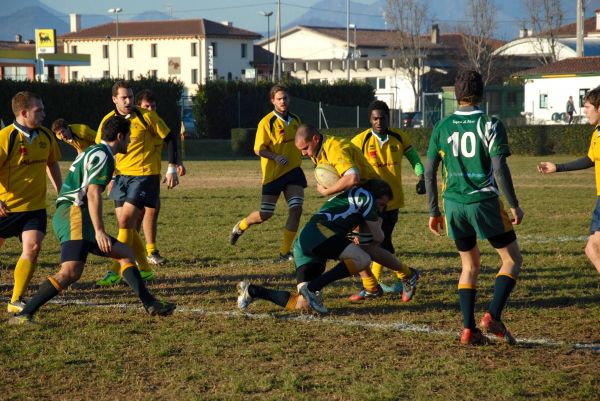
[0,0,590,42]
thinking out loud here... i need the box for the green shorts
[443,197,513,240]
[52,203,96,243]
[293,223,350,268]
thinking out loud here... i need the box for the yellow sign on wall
[35,29,56,54]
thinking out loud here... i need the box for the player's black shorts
[0,209,47,239]
[60,238,118,263]
[109,174,161,209]
[262,167,307,196]
[590,197,600,234]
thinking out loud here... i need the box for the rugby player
[51,118,97,154]
[425,70,523,345]
[0,91,62,314]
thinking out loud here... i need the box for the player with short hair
[237,179,405,313]
[95,81,180,286]
[9,116,175,325]
[0,91,62,314]
[134,89,186,266]
[230,85,306,262]
[51,118,97,154]
[349,100,423,301]
[425,70,523,345]
[538,86,600,275]
[295,123,419,300]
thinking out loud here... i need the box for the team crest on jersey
[390,145,399,152]
[19,142,27,156]
[279,128,285,137]
[39,140,47,149]
[369,151,377,158]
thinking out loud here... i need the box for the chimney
[431,23,439,44]
[70,13,81,33]
[221,21,233,27]
[15,34,22,43]
[519,27,528,38]
[596,9,600,31]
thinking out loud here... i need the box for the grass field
[1,156,599,401]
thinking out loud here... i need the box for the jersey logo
[39,140,47,149]
[279,128,285,137]
[390,145,399,152]
[19,142,27,156]
[369,151,377,158]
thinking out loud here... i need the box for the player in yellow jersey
[0,91,62,314]
[51,119,96,154]
[95,81,181,286]
[348,100,422,301]
[134,89,186,266]
[538,86,600,276]
[230,85,306,262]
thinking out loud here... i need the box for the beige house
[60,15,261,95]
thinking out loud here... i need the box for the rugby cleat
[480,312,517,345]
[145,300,176,316]
[8,314,35,326]
[275,252,294,263]
[460,327,487,345]
[348,285,384,302]
[147,250,166,265]
[237,281,254,310]
[298,283,327,314]
[7,300,26,314]
[401,268,419,302]
[139,269,156,281]
[229,221,244,245]
[96,271,121,287]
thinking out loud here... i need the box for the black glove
[416,178,426,195]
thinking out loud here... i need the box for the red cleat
[460,327,487,345]
[480,312,516,345]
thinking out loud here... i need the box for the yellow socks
[131,231,151,272]
[12,258,36,303]
[280,228,297,255]
[239,218,249,231]
[394,262,412,280]
[110,228,135,274]
[146,242,157,256]
[360,271,379,293]
[371,262,383,281]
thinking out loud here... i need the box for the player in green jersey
[9,116,175,325]
[425,70,523,345]
[236,179,410,314]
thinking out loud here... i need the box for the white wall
[524,75,599,122]
[63,36,255,95]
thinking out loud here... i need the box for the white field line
[5,296,598,352]
[518,235,588,244]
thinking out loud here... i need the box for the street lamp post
[346,0,350,81]
[105,35,111,78]
[259,11,273,80]
[108,7,122,78]
[349,23,356,59]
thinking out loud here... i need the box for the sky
[39,0,376,33]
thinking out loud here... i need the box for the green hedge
[0,78,184,135]
[225,124,593,157]
[194,80,375,139]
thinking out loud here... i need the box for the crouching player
[9,116,175,325]
[237,179,414,313]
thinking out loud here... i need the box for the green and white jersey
[56,143,114,207]
[427,108,510,204]
[307,186,379,235]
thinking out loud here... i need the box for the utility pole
[576,0,584,57]
[346,0,350,81]
[276,0,281,81]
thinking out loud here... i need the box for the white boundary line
[6,297,598,352]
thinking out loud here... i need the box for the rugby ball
[314,163,340,189]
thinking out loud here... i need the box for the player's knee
[259,201,276,221]
[22,241,42,258]
[342,249,371,274]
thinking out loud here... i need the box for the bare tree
[385,0,430,111]
[457,0,497,85]
[525,0,565,64]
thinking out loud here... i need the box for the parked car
[402,111,423,128]
[181,108,198,138]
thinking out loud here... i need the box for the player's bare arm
[46,161,62,193]
[318,172,358,197]
[88,184,112,253]
[537,162,557,174]
[0,200,8,217]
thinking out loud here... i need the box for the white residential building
[260,25,505,113]
[60,15,261,95]
[516,56,600,124]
